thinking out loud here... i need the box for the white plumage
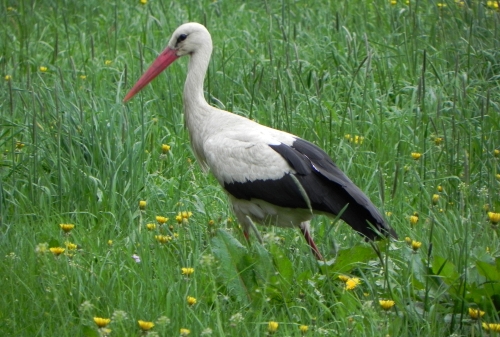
[124,23,397,260]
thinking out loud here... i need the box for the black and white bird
[124,23,397,260]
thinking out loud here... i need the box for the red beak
[123,47,179,102]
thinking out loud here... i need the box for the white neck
[183,45,212,112]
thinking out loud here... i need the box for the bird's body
[124,23,397,260]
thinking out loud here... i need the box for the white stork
[124,22,397,260]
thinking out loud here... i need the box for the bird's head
[123,22,212,102]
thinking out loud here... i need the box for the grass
[1,0,500,336]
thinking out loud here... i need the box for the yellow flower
[299,325,309,333]
[146,223,156,231]
[156,216,168,224]
[434,137,443,145]
[468,307,485,320]
[139,200,146,210]
[60,223,75,233]
[50,247,65,256]
[140,0,147,4]
[80,75,87,80]
[187,296,197,306]
[437,185,443,192]
[379,299,395,311]
[108,240,113,246]
[39,66,47,72]
[5,75,12,81]
[94,317,111,328]
[65,242,78,250]
[175,215,183,223]
[208,219,215,226]
[181,267,195,276]
[105,60,112,66]
[437,3,447,8]
[404,236,412,245]
[496,174,500,180]
[180,328,191,336]
[482,322,500,332]
[138,320,154,331]
[411,152,422,160]
[411,240,422,251]
[268,321,279,333]
[410,215,419,226]
[488,212,500,224]
[161,144,171,153]
[155,235,172,244]
[385,211,393,217]
[487,1,499,9]
[432,194,440,205]
[494,149,500,157]
[345,277,361,290]
[390,0,397,4]
[338,275,350,283]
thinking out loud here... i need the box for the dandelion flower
[187,296,197,306]
[208,219,215,226]
[488,212,500,224]
[482,322,500,332]
[338,275,350,283]
[432,194,440,205]
[404,237,412,245]
[139,200,146,210]
[156,216,168,224]
[410,215,419,226]
[468,308,485,320]
[108,240,113,246]
[434,137,443,145]
[79,75,87,80]
[411,240,422,252]
[494,149,500,157]
[180,328,191,336]
[175,215,183,223]
[39,66,47,72]
[5,75,12,81]
[146,223,156,231]
[181,267,195,276]
[50,247,65,256]
[155,235,172,244]
[345,277,361,290]
[138,320,154,331]
[437,3,447,8]
[140,0,147,4]
[437,185,443,192]
[60,223,75,233]
[105,60,112,66]
[390,0,397,4]
[379,299,395,311]
[268,321,279,333]
[299,325,309,333]
[94,317,111,328]
[161,144,171,153]
[65,242,78,250]
[411,152,422,160]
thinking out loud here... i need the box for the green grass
[1,0,500,336]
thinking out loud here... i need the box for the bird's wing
[203,127,312,210]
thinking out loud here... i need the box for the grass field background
[1,0,500,336]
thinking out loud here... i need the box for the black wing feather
[224,138,397,240]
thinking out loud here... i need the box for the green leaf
[82,326,99,337]
[326,244,378,274]
[432,256,459,282]
[211,229,251,303]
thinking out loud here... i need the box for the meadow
[1,0,500,336]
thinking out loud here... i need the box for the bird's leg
[245,215,263,244]
[299,222,324,260]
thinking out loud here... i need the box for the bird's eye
[177,34,188,44]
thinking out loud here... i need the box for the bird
[124,22,397,260]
